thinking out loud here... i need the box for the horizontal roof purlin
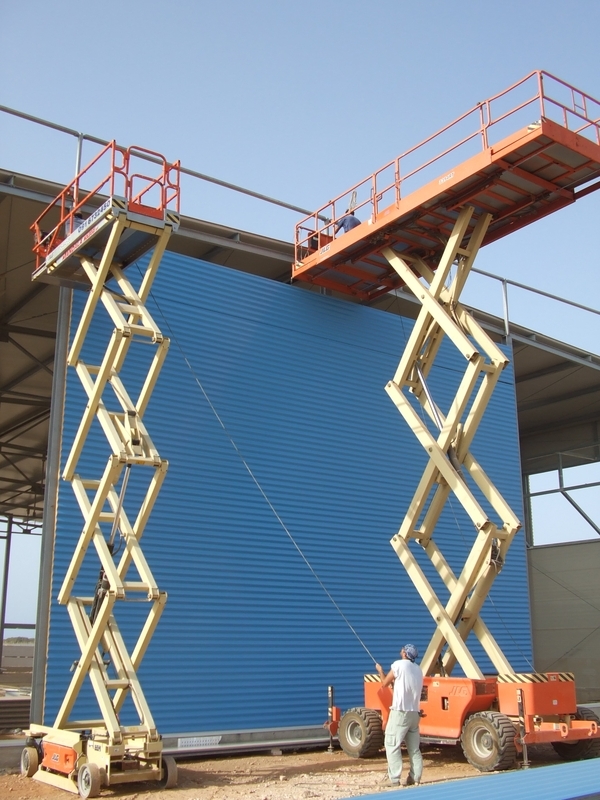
[293,71,600,301]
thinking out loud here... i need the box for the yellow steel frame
[30,212,176,793]
[383,206,521,680]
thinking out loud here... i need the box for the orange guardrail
[294,70,600,263]
[31,142,180,270]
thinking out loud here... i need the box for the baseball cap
[403,644,418,662]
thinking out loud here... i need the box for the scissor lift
[304,71,600,770]
[21,143,180,797]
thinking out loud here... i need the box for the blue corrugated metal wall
[44,252,531,737]
[343,758,600,800]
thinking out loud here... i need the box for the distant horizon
[3,636,34,643]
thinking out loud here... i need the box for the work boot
[404,774,420,787]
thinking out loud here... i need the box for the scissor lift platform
[31,142,180,289]
[293,71,600,301]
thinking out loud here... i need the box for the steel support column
[0,515,13,671]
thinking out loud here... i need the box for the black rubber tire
[77,762,101,799]
[158,755,178,789]
[552,706,600,761]
[338,707,384,758]
[20,746,38,778]
[461,711,517,771]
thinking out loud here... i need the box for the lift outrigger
[295,70,600,770]
[22,143,180,797]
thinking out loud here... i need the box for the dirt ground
[0,669,561,799]
[0,743,561,800]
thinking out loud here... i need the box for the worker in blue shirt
[335,210,361,235]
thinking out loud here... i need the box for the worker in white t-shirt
[376,644,424,787]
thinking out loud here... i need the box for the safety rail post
[74,134,84,184]
[25,145,181,796]
[538,70,546,121]
[371,174,377,221]
[501,279,510,339]
[479,102,488,150]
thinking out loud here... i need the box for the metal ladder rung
[117,303,141,315]
[120,725,155,737]
[64,720,106,730]
[128,324,159,338]
[105,679,130,690]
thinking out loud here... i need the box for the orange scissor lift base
[358,673,597,746]
[293,71,600,301]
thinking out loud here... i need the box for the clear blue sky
[1,1,600,631]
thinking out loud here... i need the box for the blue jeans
[384,709,423,785]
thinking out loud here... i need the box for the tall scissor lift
[296,71,600,770]
[22,143,180,797]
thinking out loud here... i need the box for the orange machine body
[362,674,497,741]
[497,672,576,717]
[353,672,598,746]
[41,740,78,775]
[496,672,597,745]
[420,677,498,741]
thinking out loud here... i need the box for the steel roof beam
[517,384,600,412]
[0,355,54,394]
[521,411,600,439]
[0,324,56,339]
[0,442,47,457]
[0,181,58,206]
[0,408,50,441]
[174,225,291,263]
[0,476,44,492]
[516,361,578,383]
[7,337,53,376]
[0,284,48,327]
[0,498,43,515]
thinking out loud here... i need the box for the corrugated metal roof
[43,252,531,743]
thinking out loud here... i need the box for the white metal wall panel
[43,252,531,744]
